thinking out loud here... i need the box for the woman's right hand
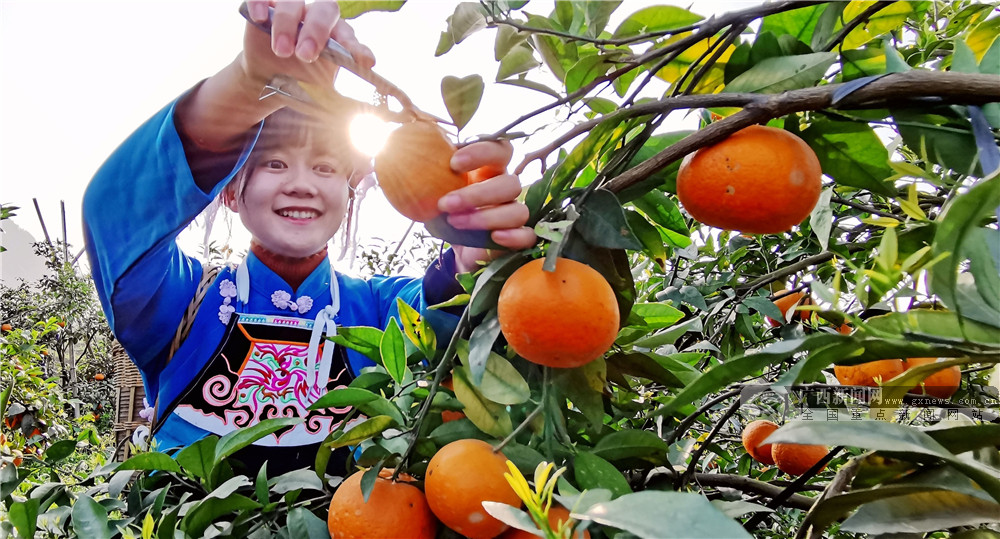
[240,0,375,89]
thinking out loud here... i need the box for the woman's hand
[439,140,537,274]
[242,0,375,88]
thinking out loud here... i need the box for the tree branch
[647,468,817,511]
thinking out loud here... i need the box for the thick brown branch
[604,71,1000,194]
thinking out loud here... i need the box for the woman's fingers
[269,1,305,58]
[446,201,529,232]
[296,0,340,62]
[439,173,522,214]
[451,139,514,174]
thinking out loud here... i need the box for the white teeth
[278,209,318,220]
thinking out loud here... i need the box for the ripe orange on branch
[741,419,779,465]
[834,359,906,387]
[374,120,469,223]
[676,125,822,234]
[497,257,619,369]
[425,439,521,539]
[327,469,438,539]
[772,442,829,476]
[767,290,813,326]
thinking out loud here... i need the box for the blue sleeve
[82,98,256,374]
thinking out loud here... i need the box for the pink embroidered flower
[219,279,237,298]
[271,290,292,309]
[295,296,313,314]
[138,398,155,422]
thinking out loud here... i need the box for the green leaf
[842,488,1000,534]
[577,189,643,250]
[43,438,78,464]
[328,326,384,362]
[893,108,980,176]
[380,317,407,385]
[574,452,632,498]
[605,351,686,388]
[841,1,914,49]
[582,0,621,38]
[630,303,684,330]
[435,29,455,57]
[449,2,487,44]
[310,387,378,411]
[181,494,260,538]
[452,365,512,438]
[578,491,751,538]
[118,452,182,474]
[441,75,484,131]
[930,175,1000,327]
[355,395,405,427]
[328,415,395,449]
[336,0,404,19]
[176,436,218,482]
[495,24,528,61]
[497,77,562,99]
[287,506,331,539]
[654,334,845,417]
[269,469,324,494]
[9,498,39,539]
[618,131,692,202]
[214,417,303,465]
[760,4,824,47]
[467,314,501,385]
[72,495,111,539]
[794,115,894,196]
[725,52,837,94]
[592,430,669,461]
[456,340,533,406]
[396,297,437,360]
[556,360,606,429]
[926,424,1000,455]
[612,5,702,39]
[550,116,633,198]
[497,44,541,81]
[631,191,691,248]
[565,54,613,94]
[623,210,666,269]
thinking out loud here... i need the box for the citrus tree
[4,1,1000,538]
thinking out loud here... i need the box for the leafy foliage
[4,1,1000,538]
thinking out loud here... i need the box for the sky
[0,0,753,278]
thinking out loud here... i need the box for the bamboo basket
[111,342,147,461]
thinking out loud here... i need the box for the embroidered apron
[153,262,354,474]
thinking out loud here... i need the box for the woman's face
[227,140,352,258]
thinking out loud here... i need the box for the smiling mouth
[277,209,320,220]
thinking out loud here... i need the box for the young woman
[83,1,534,474]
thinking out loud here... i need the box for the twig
[831,196,904,221]
[646,468,816,511]
[494,403,543,453]
[675,397,743,489]
[664,388,743,445]
[821,1,896,52]
[735,247,867,295]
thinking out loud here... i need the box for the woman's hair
[229,107,372,201]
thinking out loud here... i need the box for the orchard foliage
[3,1,1000,538]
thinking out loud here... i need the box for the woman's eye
[262,159,286,170]
[314,164,337,174]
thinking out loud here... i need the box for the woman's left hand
[438,140,536,273]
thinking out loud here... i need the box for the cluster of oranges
[328,439,576,539]
[834,357,961,400]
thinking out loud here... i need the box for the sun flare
[349,114,394,157]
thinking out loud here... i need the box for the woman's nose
[282,167,319,196]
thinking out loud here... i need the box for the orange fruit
[497,258,619,369]
[498,505,590,539]
[766,291,812,326]
[441,410,466,423]
[469,164,506,184]
[425,439,521,538]
[1,323,11,332]
[834,359,905,387]
[771,442,828,476]
[903,357,961,400]
[374,120,469,223]
[741,420,779,465]
[327,470,438,539]
[94,373,106,381]
[836,323,853,335]
[676,125,822,234]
